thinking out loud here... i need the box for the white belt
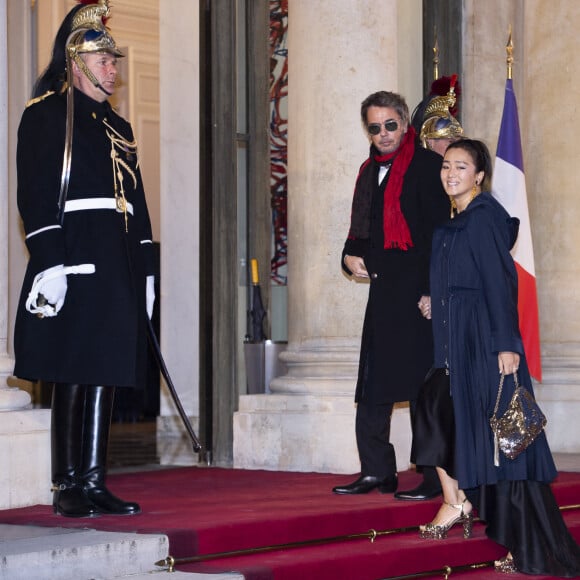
[64,198,134,216]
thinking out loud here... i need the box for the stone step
[0,524,243,580]
[130,574,243,579]
[129,572,244,579]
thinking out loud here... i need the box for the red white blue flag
[492,79,542,381]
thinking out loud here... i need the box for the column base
[156,414,202,466]
[233,393,412,474]
[1,357,32,410]
[0,386,32,410]
[0,408,51,509]
[536,342,580,453]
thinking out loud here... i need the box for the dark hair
[360,91,409,128]
[32,5,84,98]
[445,138,493,191]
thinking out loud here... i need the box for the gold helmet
[418,75,463,149]
[66,0,123,94]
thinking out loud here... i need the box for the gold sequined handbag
[490,371,547,466]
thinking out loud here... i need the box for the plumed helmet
[412,75,464,150]
[67,0,123,58]
[31,0,122,97]
[63,0,123,96]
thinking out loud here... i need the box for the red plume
[430,74,461,117]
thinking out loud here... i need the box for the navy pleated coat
[430,192,557,489]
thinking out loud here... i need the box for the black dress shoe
[332,474,398,495]
[394,481,442,501]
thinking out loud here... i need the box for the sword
[146,317,203,453]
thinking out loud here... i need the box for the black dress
[411,367,455,477]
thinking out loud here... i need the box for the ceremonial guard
[13,0,155,517]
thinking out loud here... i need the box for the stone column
[462,0,580,453]
[0,0,29,410]
[522,0,580,453]
[234,0,421,473]
[157,0,201,465]
[1,0,51,509]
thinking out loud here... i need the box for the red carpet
[0,467,579,579]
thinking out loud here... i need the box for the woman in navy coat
[413,139,580,575]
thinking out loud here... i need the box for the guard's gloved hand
[146,275,155,319]
[27,264,68,317]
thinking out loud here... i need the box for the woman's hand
[418,295,431,319]
[498,351,520,375]
[344,255,369,278]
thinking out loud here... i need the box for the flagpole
[506,25,513,80]
[432,26,439,81]
[493,26,543,381]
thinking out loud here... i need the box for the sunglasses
[367,120,399,135]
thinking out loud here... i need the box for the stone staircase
[0,524,243,580]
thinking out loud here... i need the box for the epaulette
[25,90,55,108]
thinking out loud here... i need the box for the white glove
[146,275,155,319]
[28,264,67,317]
[25,263,95,318]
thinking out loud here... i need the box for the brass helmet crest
[418,74,464,149]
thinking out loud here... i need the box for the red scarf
[374,126,416,250]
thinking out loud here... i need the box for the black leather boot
[51,383,100,518]
[81,386,141,516]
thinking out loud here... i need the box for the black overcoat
[14,89,155,387]
[343,146,449,404]
[430,192,557,489]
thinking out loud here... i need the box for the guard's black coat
[14,88,155,387]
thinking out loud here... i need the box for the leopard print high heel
[494,554,518,574]
[419,497,473,540]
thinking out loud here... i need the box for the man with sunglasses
[332,91,448,499]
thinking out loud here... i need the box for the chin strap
[71,50,112,96]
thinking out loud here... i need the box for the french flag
[492,78,542,381]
